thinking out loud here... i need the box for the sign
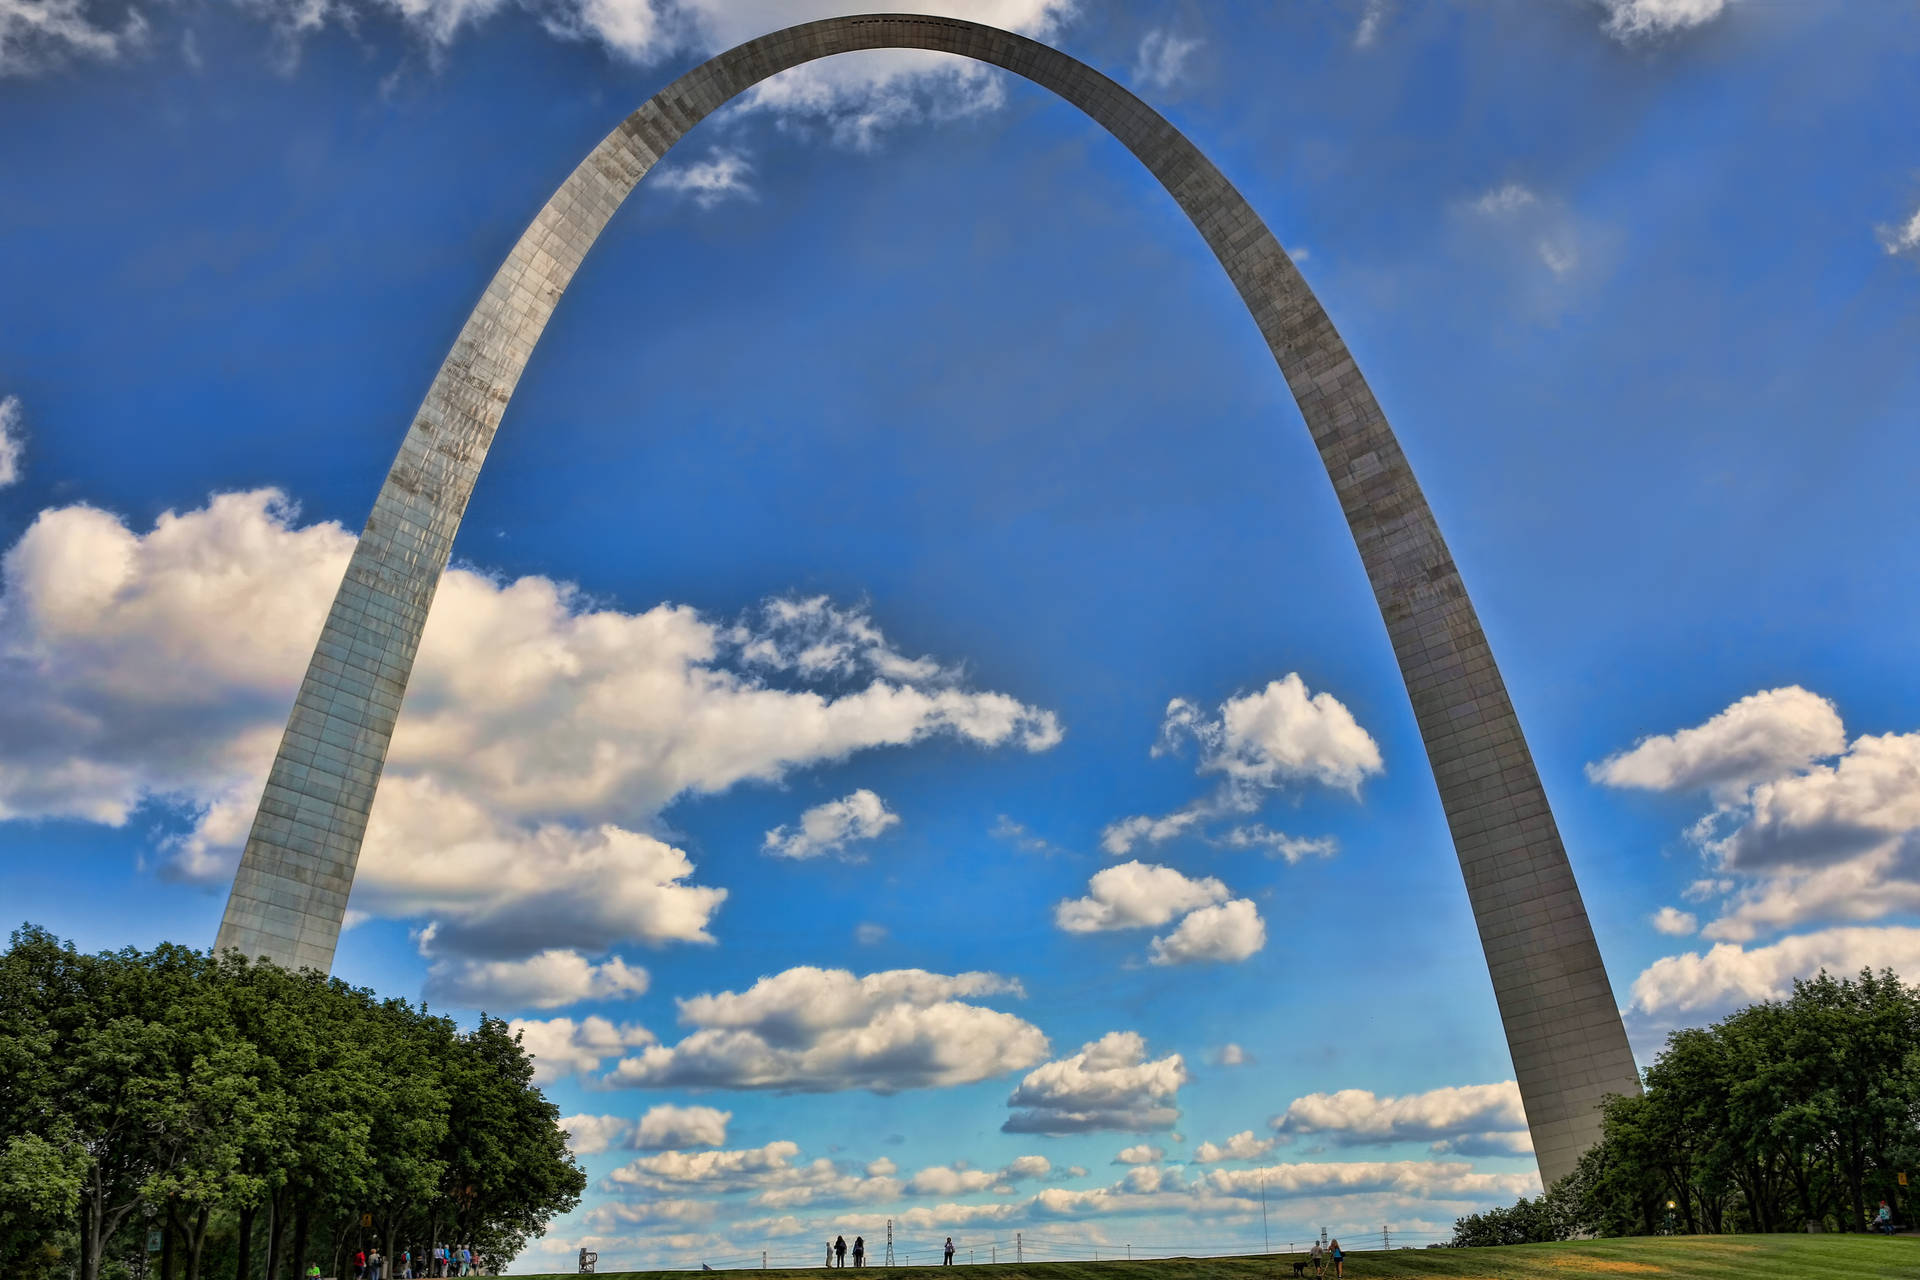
[362,1213,373,1228]
[146,1230,163,1253]
[1901,1172,1909,1187]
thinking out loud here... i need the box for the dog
[1290,1263,1308,1278]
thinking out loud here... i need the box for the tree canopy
[1451,967,1920,1246]
[0,924,585,1280]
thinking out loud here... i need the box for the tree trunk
[264,1187,287,1280]
[235,1202,258,1280]
[181,1204,211,1280]
[290,1202,312,1280]
[162,1216,176,1280]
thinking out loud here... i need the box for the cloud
[507,1015,655,1084]
[1218,825,1338,864]
[854,922,888,945]
[1054,861,1229,933]
[0,0,146,76]
[1190,1131,1274,1163]
[635,1104,732,1150]
[1473,183,1538,216]
[1147,898,1265,966]
[1099,808,1206,857]
[990,815,1059,856]
[1462,181,1602,296]
[560,1113,634,1156]
[0,396,21,486]
[605,966,1049,1093]
[1590,688,1920,944]
[1597,0,1733,41]
[764,788,900,860]
[1353,0,1387,48]
[652,147,755,208]
[422,946,648,1009]
[1650,907,1698,937]
[1271,1081,1530,1153]
[607,1140,804,1193]
[1130,28,1197,92]
[1211,1043,1251,1067]
[1113,1145,1163,1165]
[1626,926,1920,1021]
[0,491,1060,980]
[1587,686,1845,800]
[1003,1031,1186,1135]
[1880,204,1920,258]
[1157,676,1383,799]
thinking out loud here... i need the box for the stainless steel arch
[215,13,1639,1183]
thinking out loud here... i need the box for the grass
[514,1234,1919,1280]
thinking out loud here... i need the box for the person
[1329,1239,1344,1278]
[306,1267,322,1279]
[826,1242,834,1268]
[355,1248,368,1280]
[944,1238,954,1266]
[374,1248,388,1280]
[853,1236,865,1267]
[1876,1201,1895,1234]
[1308,1240,1322,1278]
[835,1236,847,1267]
[461,1245,474,1276]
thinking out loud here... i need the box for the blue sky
[3,0,1919,1268]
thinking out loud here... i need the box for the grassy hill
[515,1234,1918,1280]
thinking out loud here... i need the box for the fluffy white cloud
[1199,1159,1538,1202]
[906,1165,1001,1196]
[1473,182,1538,215]
[422,946,648,1009]
[1158,676,1382,798]
[1650,907,1698,937]
[1880,203,1920,258]
[606,966,1049,1093]
[507,1015,655,1084]
[0,395,21,486]
[1598,0,1732,40]
[764,788,900,860]
[607,1140,804,1192]
[1148,898,1265,966]
[1004,1031,1186,1135]
[1588,686,1845,799]
[652,148,754,208]
[0,0,146,76]
[560,1113,634,1155]
[1113,1144,1162,1165]
[0,492,1061,995]
[1054,861,1228,933]
[1627,926,1920,1021]
[1271,1081,1529,1153]
[1191,1131,1274,1163]
[1591,689,1920,945]
[635,1104,732,1150]
[1130,28,1197,92]
[1212,1042,1251,1067]
[1098,808,1205,857]
[854,922,888,945]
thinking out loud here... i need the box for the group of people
[322,1244,483,1278]
[1307,1238,1344,1277]
[822,1235,960,1267]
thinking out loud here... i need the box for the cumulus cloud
[1004,1031,1186,1135]
[0,491,1061,1001]
[1200,1159,1538,1202]
[764,789,900,860]
[0,0,146,76]
[905,1158,1046,1197]
[854,922,888,945]
[1590,688,1920,947]
[1270,1081,1530,1154]
[1055,861,1228,933]
[652,147,755,208]
[560,1112,634,1156]
[507,1015,655,1084]
[1588,686,1845,800]
[635,1103,733,1150]
[1157,676,1383,798]
[1130,28,1197,92]
[1650,907,1698,937]
[1211,1042,1251,1067]
[1626,926,1920,1021]
[1147,898,1265,966]
[1880,203,1920,258]
[1113,1144,1162,1165]
[990,815,1059,856]
[422,946,648,1009]
[1218,825,1338,864]
[1099,808,1206,857]
[607,1140,805,1193]
[1597,0,1732,41]
[0,395,21,486]
[1190,1131,1274,1163]
[605,966,1049,1094]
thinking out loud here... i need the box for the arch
[214,14,1638,1183]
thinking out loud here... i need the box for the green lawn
[515,1235,1919,1280]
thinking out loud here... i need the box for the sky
[3,0,1919,1269]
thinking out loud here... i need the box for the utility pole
[885,1220,895,1267]
[1382,1226,1391,1250]
[1015,1234,1021,1265]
